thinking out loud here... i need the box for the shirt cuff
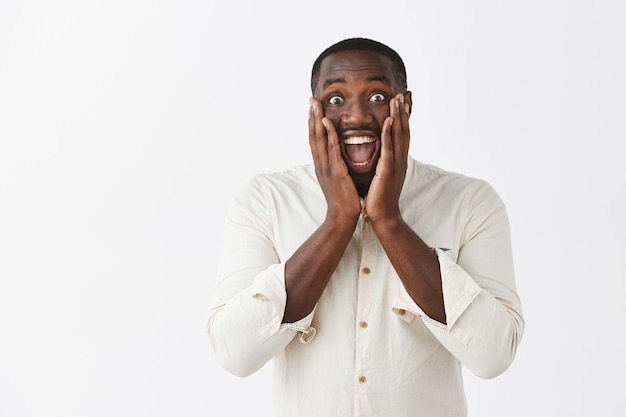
[280,309,317,344]
[250,263,317,343]
[392,248,482,343]
[435,247,482,329]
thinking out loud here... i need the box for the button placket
[354,213,376,416]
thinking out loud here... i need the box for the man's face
[314,49,410,185]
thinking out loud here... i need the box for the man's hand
[364,94,446,324]
[309,97,361,221]
[365,94,411,223]
[282,99,362,323]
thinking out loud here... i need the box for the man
[207,38,524,417]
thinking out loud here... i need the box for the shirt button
[364,216,370,224]
[398,309,406,316]
[360,321,368,328]
[359,376,367,383]
[362,267,371,275]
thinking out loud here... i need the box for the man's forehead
[319,50,393,77]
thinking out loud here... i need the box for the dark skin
[283,50,446,324]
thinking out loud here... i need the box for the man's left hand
[365,93,411,222]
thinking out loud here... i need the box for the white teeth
[343,136,376,145]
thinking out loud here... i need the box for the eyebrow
[323,77,346,89]
[322,75,391,90]
[365,75,391,84]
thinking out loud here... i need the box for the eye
[369,93,386,103]
[328,95,344,105]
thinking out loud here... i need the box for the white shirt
[207,157,524,417]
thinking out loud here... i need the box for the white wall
[1,1,624,416]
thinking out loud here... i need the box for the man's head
[311,38,407,96]
[310,38,412,193]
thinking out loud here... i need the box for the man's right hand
[308,97,361,222]
[282,99,361,323]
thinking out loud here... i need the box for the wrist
[323,212,359,235]
[368,212,405,235]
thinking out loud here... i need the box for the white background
[1,1,625,416]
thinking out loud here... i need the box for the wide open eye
[328,95,344,105]
[369,93,386,103]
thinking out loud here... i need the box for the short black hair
[311,37,407,95]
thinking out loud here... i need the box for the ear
[404,91,413,118]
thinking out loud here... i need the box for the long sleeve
[393,181,524,379]
[206,172,320,377]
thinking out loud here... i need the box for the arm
[206,184,299,377]
[368,95,523,377]
[207,99,361,375]
[371,216,446,323]
[282,98,361,322]
[420,188,524,379]
[366,93,446,323]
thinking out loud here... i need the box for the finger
[322,117,343,167]
[391,94,406,162]
[309,98,329,168]
[399,94,411,159]
[380,112,394,165]
[308,98,319,161]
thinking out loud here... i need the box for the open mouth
[342,136,379,169]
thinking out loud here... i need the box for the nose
[340,98,374,128]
